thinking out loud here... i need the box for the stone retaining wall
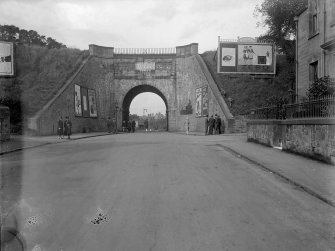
[247,119,335,164]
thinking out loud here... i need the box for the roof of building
[295,6,308,17]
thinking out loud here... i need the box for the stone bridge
[28,43,234,135]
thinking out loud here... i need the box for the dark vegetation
[0,25,89,133]
[0,25,66,49]
[201,52,293,115]
[200,0,308,116]
[306,76,334,100]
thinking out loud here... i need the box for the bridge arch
[122,84,169,131]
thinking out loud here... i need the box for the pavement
[1,131,335,209]
[0,132,110,155]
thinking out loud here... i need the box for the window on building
[312,14,318,34]
[309,0,318,36]
[309,61,318,82]
[257,56,266,65]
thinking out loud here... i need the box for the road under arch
[122,84,169,131]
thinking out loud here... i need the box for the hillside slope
[0,45,89,116]
[201,51,294,115]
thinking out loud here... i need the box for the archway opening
[122,85,168,131]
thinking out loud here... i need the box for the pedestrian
[208,115,214,135]
[64,116,72,139]
[214,114,218,134]
[131,120,136,133]
[144,119,149,132]
[107,117,112,133]
[122,121,126,132]
[127,121,132,133]
[57,116,64,139]
[216,115,222,134]
[221,119,225,134]
[112,118,117,134]
[185,116,190,135]
[205,115,209,135]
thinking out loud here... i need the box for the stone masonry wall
[247,119,335,164]
[176,55,227,133]
[34,58,112,135]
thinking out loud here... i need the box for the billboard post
[217,37,276,75]
[0,41,14,77]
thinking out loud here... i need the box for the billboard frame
[0,41,14,77]
[217,37,276,75]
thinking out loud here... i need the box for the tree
[254,0,307,62]
[0,24,66,48]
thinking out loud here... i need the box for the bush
[307,76,334,99]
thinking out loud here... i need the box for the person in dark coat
[127,121,132,132]
[131,120,136,133]
[144,119,149,132]
[208,115,214,135]
[107,117,112,133]
[214,114,218,134]
[215,115,222,134]
[205,115,209,135]
[57,116,64,139]
[64,116,72,139]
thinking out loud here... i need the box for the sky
[130,92,166,115]
[0,0,267,114]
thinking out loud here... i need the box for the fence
[248,95,335,120]
[114,48,176,55]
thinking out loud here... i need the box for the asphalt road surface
[1,133,335,251]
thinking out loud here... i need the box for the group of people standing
[57,116,72,139]
[122,120,136,133]
[205,114,224,135]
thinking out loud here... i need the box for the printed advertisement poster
[202,86,209,116]
[0,41,14,76]
[74,85,82,116]
[195,88,202,117]
[237,44,273,66]
[81,87,89,118]
[88,89,98,117]
[221,47,236,67]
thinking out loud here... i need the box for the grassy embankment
[201,51,294,116]
[0,45,89,131]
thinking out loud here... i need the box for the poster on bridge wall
[217,40,276,74]
[195,88,202,117]
[88,89,98,118]
[81,87,90,118]
[0,41,14,76]
[74,84,82,116]
[195,86,209,117]
[202,86,209,116]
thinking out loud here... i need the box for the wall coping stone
[195,54,233,120]
[247,118,335,125]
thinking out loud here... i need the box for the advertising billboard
[0,41,14,76]
[217,39,276,74]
